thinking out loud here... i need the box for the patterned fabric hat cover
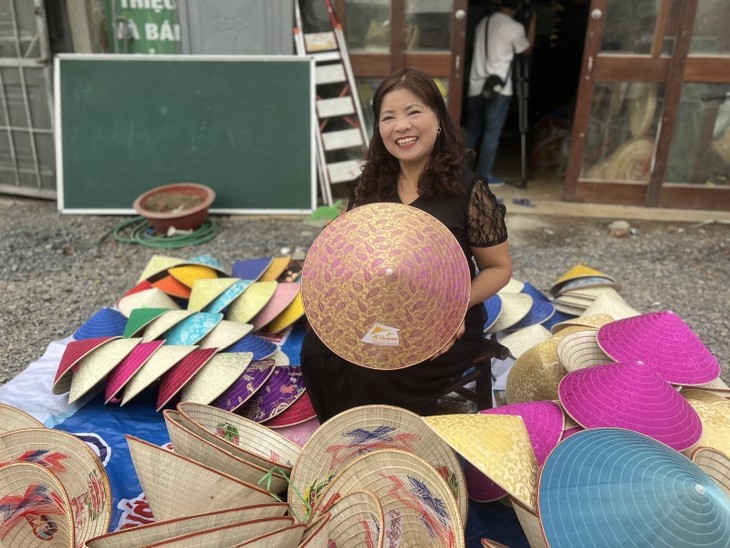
[597,311,721,385]
[161,312,223,346]
[464,401,564,502]
[203,279,252,314]
[538,428,730,548]
[140,310,196,342]
[301,202,471,370]
[262,389,317,429]
[681,388,730,457]
[210,358,276,412]
[236,366,307,423]
[558,360,703,451]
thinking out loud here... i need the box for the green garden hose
[102,216,219,249]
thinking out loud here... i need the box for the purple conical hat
[211,359,276,412]
[301,202,471,370]
[464,401,564,502]
[236,366,306,423]
[156,347,219,411]
[558,360,703,451]
[73,307,127,341]
[104,339,166,404]
[597,311,721,385]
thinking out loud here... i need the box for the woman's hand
[429,319,466,360]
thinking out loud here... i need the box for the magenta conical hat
[558,360,703,451]
[104,339,166,404]
[301,202,471,370]
[262,389,316,428]
[464,401,564,502]
[597,311,721,385]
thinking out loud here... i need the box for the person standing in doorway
[464,0,536,186]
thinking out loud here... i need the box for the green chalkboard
[56,54,315,214]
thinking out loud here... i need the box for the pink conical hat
[558,360,703,451]
[597,311,721,385]
[105,339,166,404]
[261,389,316,429]
[464,400,565,502]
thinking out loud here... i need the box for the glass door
[564,0,730,210]
[336,0,469,133]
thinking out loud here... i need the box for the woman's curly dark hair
[354,67,465,205]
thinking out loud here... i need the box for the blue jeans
[464,94,511,177]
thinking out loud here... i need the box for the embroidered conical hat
[73,307,127,341]
[117,288,181,318]
[301,202,471,370]
[125,435,273,521]
[68,337,143,404]
[317,448,464,546]
[260,293,305,335]
[226,281,278,325]
[176,401,300,472]
[203,279,252,314]
[597,311,721,385]
[250,282,301,332]
[162,409,288,494]
[311,490,384,548]
[486,293,533,334]
[162,312,223,345]
[178,351,253,405]
[53,336,118,395]
[151,275,192,300]
[556,329,611,371]
[682,389,730,456]
[188,278,240,312]
[168,265,218,289]
[0,428,112,546]
[235,365,307,424]
[690,446,730,498]
[0,403,44,432]
[123,308,170,338]
[104,339,166,404]
[0,462,75,548]
[424,414,538,512]
[156,347,219,411]
[259,256,292,282]
[288,404,467,524]
[538,428,730,548]
[197,320,253,351]
[120,345,197,406]
[559,361,703,451]
[84,504,290,548]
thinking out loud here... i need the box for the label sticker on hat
[362,323,400,346]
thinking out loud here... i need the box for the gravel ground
[1,196,728,386]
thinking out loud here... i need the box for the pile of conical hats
[53,253,317,428]
[432,263,730,546]
[0,403,113,547]
[83,403,469,547]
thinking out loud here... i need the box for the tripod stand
[513,53,530,188]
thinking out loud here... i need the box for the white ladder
[294,0,369,206]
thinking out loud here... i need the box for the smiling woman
[299,67,513,422]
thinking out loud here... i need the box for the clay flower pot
[133,183,215,233]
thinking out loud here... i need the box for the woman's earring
[437,127,442,134]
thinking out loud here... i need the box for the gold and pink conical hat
[301,203,471,370]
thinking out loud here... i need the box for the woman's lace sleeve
[467,178,508,247]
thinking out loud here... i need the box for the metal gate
[0,0,55,199]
